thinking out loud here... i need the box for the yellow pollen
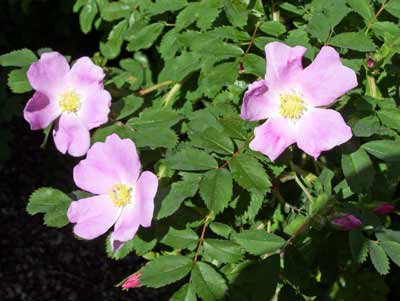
[279,93,305,120]
[109,184,132,207]
[59,91,81,113]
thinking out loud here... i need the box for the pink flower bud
[367,58,375,68]
[374,203,395,215]
[122,273,141,290]
[331,214,362,231]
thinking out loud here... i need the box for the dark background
[0,1,167,300]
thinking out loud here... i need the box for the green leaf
[352,115,380,137]
[199,62,239,97]
[362,140,400,162]
[127,108,182,129]
[223,0,248,28]
[140,255,193,288]
[376,229,400,243]
[229,153,271,192]
[203,239,243,263]
[260,21,286,37]
[91,123,135,144]
[171,283,197,301]
[346,0,374,23]
[377,110,400,131]
[284,214,308,236]
[157,173,202,219]
[166,147,218,171]
[199,169,233,214]
[384,0,400,18]
[131,127,178,149]
[161,227,199,250]
[368,241,390,275]
[381,241,400,267]
[79,0,98,34]
[176,1,222,31]
[307,0,350,41]
[330,32,376,52]
[341,148,375,193]
[233,229,285,255]
[113,95,143,121]
[126,23,165,51]
[7,68,31,93]
[146,0,188,16]
[106,235,156,260]
[100,19,127,59]
[191,262,228,301]
[242,54,265,78]
[191,127,234,154]
[244,189,264,221]
[0,49,37,67]
[159,52,201,82]
[209,222,234,239]
[27,187,72,228]
[372,22,400,41]
[349,230,368,264]
[100,2,131,21]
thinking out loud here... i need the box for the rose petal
[53,113,90,157]
[240,80,279,121]
[23,92,61,130]
[300,46,358,107]
[27,52,69,97]
[135,171,158,227]
[111,204,140,243]
[265,42,307,90]
[73,140,121,195]
[67,57,105,88]
[103,134,141,185]
[249,117,296,161]
[67,195,120,240]
[79,88,111,130]
[296,108,352,159]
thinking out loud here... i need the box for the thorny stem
[219,135,254,169]
[365,1,388,34]
[193,214,212,262]
[244,22,260,57]
[294,175,314,204]
[137,80,173,96]
[279,217,312,256]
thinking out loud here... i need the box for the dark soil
[0,121,169,300]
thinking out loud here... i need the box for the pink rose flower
[24,52,111,156]
[241,42,357,161]
[374,203,395,215]
[121,273,141,290]
[331,214,362,231]
[67,134,158,250]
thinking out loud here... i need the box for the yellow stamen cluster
[279,93,306,120]
[59,91,81,113]
[109,184,132,207]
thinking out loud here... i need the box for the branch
[365,1,388,34]
[137,80,173,96]
[193,214,212,262]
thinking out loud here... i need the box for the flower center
[279,93,306,120]
[59,91,81,113]
[109,184,132,207]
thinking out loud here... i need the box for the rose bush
[1,0,400,299]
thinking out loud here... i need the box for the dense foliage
[2,0,400,299]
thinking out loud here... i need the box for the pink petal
[111,171,157,242]
[67,57,105,87]
[27,52,69,97]
[111,204,140,243]
[240,80,279,121]
[296,108,352,159]
[265,42,307,90]
[53,114,90,157]
[135,171,158,227]
[79,88,111,130]
[103,134,141,185]
[73,141,121,195]
[249,117,296,161]
[300,46,358,107]
[23,92,61,130]
[67,195,120,240]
